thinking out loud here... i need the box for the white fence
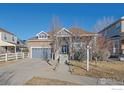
[0,52,29,62]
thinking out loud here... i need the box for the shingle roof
[27,36,52,41]
[69,27,89,35]
[98,17,124,33]
[28,27,96,41]
[47,28,95,35]
[28,36,37,40]
[0,28,15,35]
[47,31,53,36]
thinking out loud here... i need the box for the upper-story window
[17,41,20,44]
[12,36,14,41]
[4,34,7,40]
[39,34,47,39]
[36,31,48,39]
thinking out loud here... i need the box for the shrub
[74,51,81,61]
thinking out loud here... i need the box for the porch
[0,40,27,54]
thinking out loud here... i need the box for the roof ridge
[0,27,15,35]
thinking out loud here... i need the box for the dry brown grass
[68,61,124,81]
[25,77,78,85]
[0,61,16,67]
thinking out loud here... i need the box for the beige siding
[121,20,124,32]
[1,32,17,44]
[0,32,2,40]
[121,44,124,49]
[27,41,51,48]
[27,40,52,58]
[121,44,124,54]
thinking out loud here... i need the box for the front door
[61,45,69,54]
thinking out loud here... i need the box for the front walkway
[0,58,121,85]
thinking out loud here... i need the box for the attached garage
[31,47,51,59]
[27,31,52,59]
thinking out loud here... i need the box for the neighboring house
[0,28,26,53]
[98,16,124,55]
[27,27,96,60]
[16,39,28,52]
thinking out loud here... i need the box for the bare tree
[51,15,61,32]
[92,16,115,62]
[94,16,115,32]
[92,34,113,62]
[50,16,61,60]
[70,22,93,61]
[70,22,83,60]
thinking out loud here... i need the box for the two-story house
[98,16,124,55]
[0,28,26,53]
[27,27,96,62]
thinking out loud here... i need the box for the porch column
[21,48,23,52]
[69,36,72,53]
[51,53,54,60]
[15,46,16,53]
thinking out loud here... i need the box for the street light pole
[87,45,90,71]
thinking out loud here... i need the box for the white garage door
[32,48,51,59]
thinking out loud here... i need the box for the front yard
[25,77,78,85]
[68,61,124,81]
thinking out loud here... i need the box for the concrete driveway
[0,58,121,85]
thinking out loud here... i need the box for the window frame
[37,32,48,39]
[4,34,7,40]
[12,36,15,41]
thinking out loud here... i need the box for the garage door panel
[32,48,51,59]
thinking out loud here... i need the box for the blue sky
[0,3,124,40]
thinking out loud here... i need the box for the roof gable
[36,31,48,39]
[56,28,72,37]
[36,31,48,36]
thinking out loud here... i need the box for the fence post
[27,53,29,58]
[16,53,18,60]
[22,52,24,59]
[5,53,8,62]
